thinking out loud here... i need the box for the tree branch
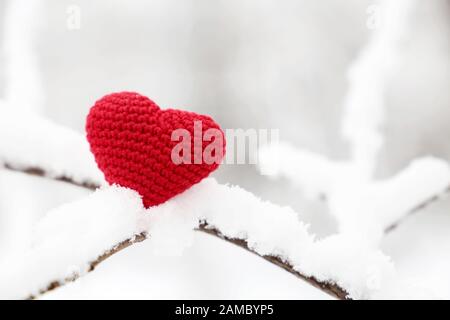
[385,185,450,232]
[2,163,349,300]
[3,163,99,190]
[198,223,349,300]
[3,162,449,299]
[27,224,350,300]
[27,232,148,300]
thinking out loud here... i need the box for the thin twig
[3,163,99,190]
[27,233,148,300]
[198,223,349,300]
[27,225,349,300]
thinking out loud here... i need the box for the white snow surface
[0,103,104,187]
[0,186,141,299]
[0,178,437,300]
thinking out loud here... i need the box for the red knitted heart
[86,92,225,208]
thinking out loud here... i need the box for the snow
[0,169,91,260]
[258,142,345,198]
[0,176,439,300]
[0,94,448,299]
[0,179,308,298]
[259,141,450,239]
[258,0,450,244]
[257,0,432,230]
[0,102,104,187]
[253,0,450,299]
[382,196,450,299]
[0,186,143,299]
[341,0,418,180]
[41,231,333,300]
[0,171,333,301]
[0,90,448,299]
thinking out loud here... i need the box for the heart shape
[86,92,225,208]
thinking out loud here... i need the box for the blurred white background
[0,0,449,299]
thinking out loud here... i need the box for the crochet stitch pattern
[86,92,225,208]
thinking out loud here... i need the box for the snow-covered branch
[0,177,353,300]
[259,143,450,235]
[5,160,445,299]
[342,0,418,180]
[27,234,147,299]
[0,104,104,188]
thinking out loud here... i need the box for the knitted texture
[86,92,225,208]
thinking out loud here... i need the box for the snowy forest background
[0,0,449,299]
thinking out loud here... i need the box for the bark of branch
[198,223,349,300]
[4,163,446,300]
[3,163,98,190]
[27,233,147,300]
[27,225,349,300]
[2,163,349,300]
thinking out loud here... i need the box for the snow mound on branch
[0,105,104,186]
[0,186,143,299]
[0,178,423,300]
[259,142,450,243]
[181,179,411,299]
